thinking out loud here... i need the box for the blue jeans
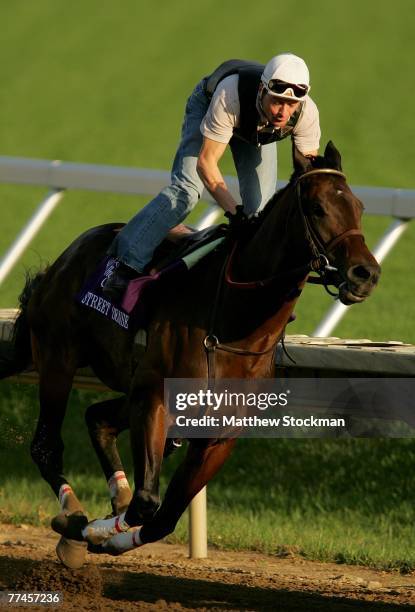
[109,79,277,272]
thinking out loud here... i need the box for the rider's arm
[196,137,238,215]
[292,97,320,159]
[197,75,240,214]
[304,150,318,157]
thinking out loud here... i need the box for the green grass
[1,382,415,571]
[0,0,415,571]
[1,0,414,184]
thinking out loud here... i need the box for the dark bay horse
[1,142,380,564]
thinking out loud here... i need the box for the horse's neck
[213,186,309,347]
[239,185,306,279]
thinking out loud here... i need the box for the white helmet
[261,53,310,102]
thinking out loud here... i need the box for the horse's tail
[0,271,45,379]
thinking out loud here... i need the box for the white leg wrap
[58,484,73,510]
[108,471,130,499]
[82,512,130,545]
[102,528,143,555]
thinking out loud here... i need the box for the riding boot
[102,261,140,301]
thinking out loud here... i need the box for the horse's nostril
[351,265,370,281]
[348,265,380,284]
[349,265,372,282]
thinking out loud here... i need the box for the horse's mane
[248,153,328,231]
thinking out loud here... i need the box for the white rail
[0,155,413,216]
[0,189,64,285]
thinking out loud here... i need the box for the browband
[296,168,346,181]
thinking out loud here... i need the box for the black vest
[205,59,301,147]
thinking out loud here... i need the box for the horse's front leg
[127,381,166,523]
[82,382,166,545]
[96,438,236,555]
[139,438,236,544]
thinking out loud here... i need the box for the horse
[0,141,380,565]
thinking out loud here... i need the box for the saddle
[150,224,228,272]
[77,224,228,331]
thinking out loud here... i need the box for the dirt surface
[0,523,414,611]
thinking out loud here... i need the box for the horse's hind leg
[30,330,85,519]
[85,397,132,515]
[32,369,84,514]
[29,331,90,568]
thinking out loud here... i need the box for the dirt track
[0,524,414,611]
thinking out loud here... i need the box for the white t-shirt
[200,74,321,154]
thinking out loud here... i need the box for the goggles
[266,79,309,99]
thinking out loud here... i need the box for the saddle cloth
[77,224,227,331]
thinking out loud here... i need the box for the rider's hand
[225,205,252,239]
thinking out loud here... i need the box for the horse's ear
[292,141,313,174]
[324,141,342,171]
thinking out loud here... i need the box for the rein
[224,240,325,291]
[204,167,363,381]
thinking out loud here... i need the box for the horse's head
[292,141,381,305]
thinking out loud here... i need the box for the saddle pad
[77,236,225,330]
[76,256,179,331]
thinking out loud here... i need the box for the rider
[103,53,321,300]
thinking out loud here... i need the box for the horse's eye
[309,201,325,217]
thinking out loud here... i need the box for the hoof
[51,510,88,541]
[56,536,88,569]
[87,541,107,555]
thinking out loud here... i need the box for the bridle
[204,167,364,380]
[225,168,363,291]
[295,169,363,294]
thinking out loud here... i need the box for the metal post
[312,218,409,337]
[188,487,207,558]
[186,207,217,558]
[0,189,64,286]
